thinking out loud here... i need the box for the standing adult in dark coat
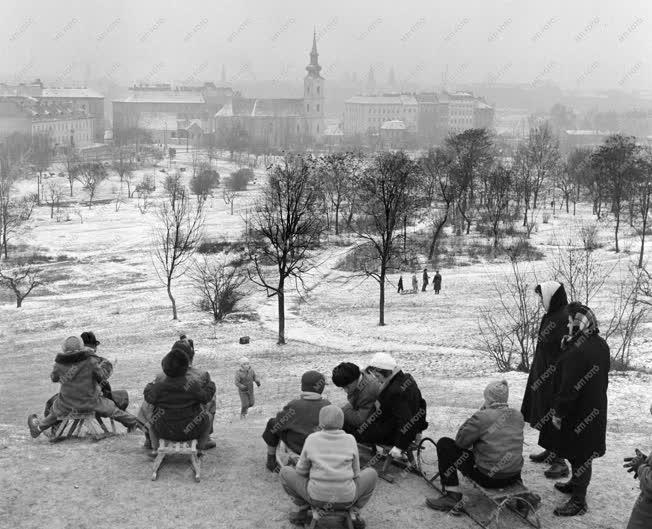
[433,271,442,294]
[422,268,429,292]
[521,281,570,479]
[397,276,404,294]
[549,303,610,516]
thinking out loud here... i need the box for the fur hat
[484,379,509,405]
[301,370,326,394]
[171,339,194,363]
[62,336,84,354]
[332,362,360,387]
[162,348,189,378]
[81,331,100,347]
[319,404,344,430]
[367,352,397,371]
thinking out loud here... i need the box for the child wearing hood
[235,357,261,419]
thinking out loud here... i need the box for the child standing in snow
[235,357,261,419]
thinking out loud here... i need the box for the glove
[389,446,403,459]
[552,415,562,430]
[256,381,261,387]
[624,449,647,479]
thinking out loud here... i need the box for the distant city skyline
[1,0,650,92]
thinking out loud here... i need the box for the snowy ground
[1,161,650,529]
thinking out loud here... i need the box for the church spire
[306,29,322,77]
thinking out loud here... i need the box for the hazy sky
[1,0,650,91]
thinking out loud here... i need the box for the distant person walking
[422,268,429,292]
[235,357,261,419]
[411,274,418,292]
[397,276,404,294]
[433,271,442,294]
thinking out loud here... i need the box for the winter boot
[553,497,587,516]
[529,449,551,463]
[426,491,464,514]
[554,480,574,494]
[27,414,41,439]
[266,454,280,472]
[288,508,311,526]
[544,458,569,479]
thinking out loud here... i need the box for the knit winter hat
[62,336,84,354]
[368,352,397,371]
[172,339,194,363]
[332,362,360,387]
[162,348,189,378]
[301,370,326,394]
[81,331,100,347]
[239,356,250,365]
[484,379,509,405]
[319,404,344,430]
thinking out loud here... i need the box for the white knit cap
[368,352,397,371]
[239,357,250,364]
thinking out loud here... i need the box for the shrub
[190,169,220,200]
[190,256,246,321]
[229,168,254,191]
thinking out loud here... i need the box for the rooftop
[42,87,104,99]
[346,94,418,105]
[380,120,407,130]
[114,91,206,104]
[216,97,304,118]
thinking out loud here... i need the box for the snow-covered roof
[215,97,303,118]
[346,94,418,106]
[380,120,407,130]
[564,129,613,136]
[115,91,205,104]
[137,112,179,130]
[42,88,104,99]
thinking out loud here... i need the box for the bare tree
[190,255,246,321]
[44,180,65,219]
[29,133,53,206]
[190,164,220,204]
[631,148,652,268]
[481,164,513,249]
[76,161,108,208]
[151,185,205,320]
[354,151,420,326]
[420,148,455,260]
[61,146,81,197]
[0,262,42,307]
[318,152,360,236]
[112,145,136,186]
[478,245,541,372]
[222,185,237,215]
[0,175,37,259]
[591,134,641,252]
[247,154,324,344]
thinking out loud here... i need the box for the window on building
[307,104,310,112]
[317,86,320,95]
[317,104,320,112]
[316,124,319,133]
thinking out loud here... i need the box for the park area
[1,145,651,529]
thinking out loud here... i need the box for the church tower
[303,29,325,140]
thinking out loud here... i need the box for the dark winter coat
[422,270,429,285]
[550,333,610,461]
[264,393,331,454]
[521,284,569,450]
[433,273,442,289]
[50,348,112,415]
[342,372,381,429]
[359,370,428,450]
[144,373,216,441]
[235,366,260,396]
[627,453,652,529]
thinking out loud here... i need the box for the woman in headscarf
[521,281,570,479]
[550,302,610,517]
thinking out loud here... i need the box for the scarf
[561,302,599,351]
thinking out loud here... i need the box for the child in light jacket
[235,357,260,419]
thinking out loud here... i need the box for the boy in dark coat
[354,353,428,457]
[397,276,404,293]
[422,268,429,291]
[332,362,381,431]
[143,347,216,454]
[262,371,330,472]
[521,281,570,479]
[28,336,140,437]
[624,404,652,529]
[433,271,442,294]
[550,303,610,517]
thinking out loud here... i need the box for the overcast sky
[1,0,650,91]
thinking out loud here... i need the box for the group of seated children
[28,336,538,529]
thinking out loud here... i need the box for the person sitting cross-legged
[332,362,380,433]
[143,347,216,455]
[28,336,140,437]
[426,380,525,513]
[280,405,378,529]
[262,370,330,472]
[353,353,428,459]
